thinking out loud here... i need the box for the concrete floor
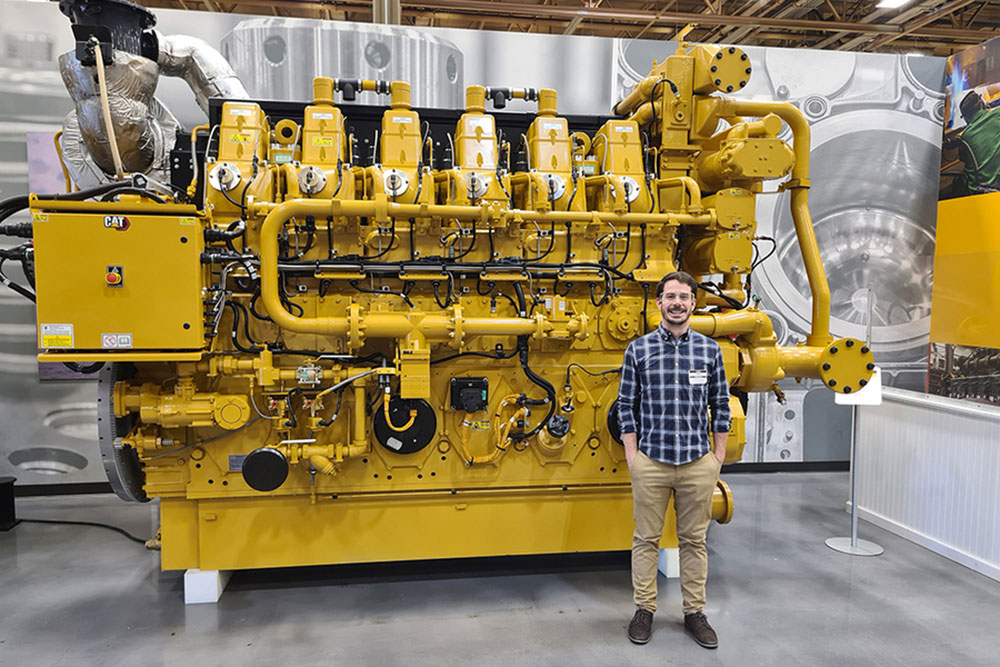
[1,473,998,667]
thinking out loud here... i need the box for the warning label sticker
[101,333,133,349]
[312,136,334,147]
[462,419,491,431]
[40,323,73,348]
[229,132,252,143]
[32,212,48,223]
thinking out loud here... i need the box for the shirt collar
[657,324,690,343]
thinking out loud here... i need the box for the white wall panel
[855,388,1000,581]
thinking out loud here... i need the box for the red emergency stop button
[106,265,123,287]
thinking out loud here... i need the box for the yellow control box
[32,210,206,351]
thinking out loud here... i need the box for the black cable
[0,258,35,302]
[491,291,520,314]
[610,223,632,270]
[641,282,649,334]
[18,518,147,545]
[513,334,556,441]
[238,157,260,220]
[226,302,263,353]
[408,217,416,261]
[524,220,556,261]
[63,361,105,374]
[648,78,679,130]
[450,221,477,260]
[284,387,303,428]
[431,346,517,365]
[348,279,413,308]
[357,219,396,260]
[564,363,622,389]
[432,274,453,308]
[751,236,777,271]
[566,169,579,211]
[699,281,744,310]
[317,385,347,427]
[476,278,495,296]
[99,187,167,203]
[564,221,573,263]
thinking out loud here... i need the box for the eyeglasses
[658,292,694,303]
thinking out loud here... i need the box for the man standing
[617,270,731,648]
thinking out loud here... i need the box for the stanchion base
[825,537,883,556]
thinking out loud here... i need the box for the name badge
[688,369,708,385]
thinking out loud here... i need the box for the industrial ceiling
[120,0,999,55]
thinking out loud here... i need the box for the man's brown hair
[656,271,699,300]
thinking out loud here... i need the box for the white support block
[657,547,679,578]
[184,569,232,604]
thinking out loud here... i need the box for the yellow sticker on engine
[229,132,252,143]
[32,213,48,222]
[728,232,741,239]
[179,217,196,226]
[312,136,334,147]
[463,419,491,431]
[40,323,73,348]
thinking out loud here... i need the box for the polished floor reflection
[2,473,997,666]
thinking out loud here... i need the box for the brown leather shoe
[627,608,653,644]
[684,611,718,649]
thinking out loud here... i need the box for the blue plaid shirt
[617,326,731,464]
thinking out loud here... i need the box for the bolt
[845,340,854,348]
[746,67,752,74]
[866,362,875,370]
[861,346,870,354]
[741,53,748,61]
[711,65,718,72]
[715,79,722,85]
[828,380,837,387]
[740,81,746,87]
[844,387,852,394]
[822,363,830,371]
[859,379,868,387]
[830,347,838,354]
[729,47,736,54]
[716,52,723,59]
[727,85,734,92]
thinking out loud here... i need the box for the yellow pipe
[187,124,210,198]
[613,75,659,116]
[723,99,832,346]
[777,345,824,380]
[352,384,367,450]
[257,198,705,337]
[657,176,702,211]
[647,308,774,342]
[53,130,73,193]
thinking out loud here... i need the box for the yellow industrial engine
[6,44,874,571]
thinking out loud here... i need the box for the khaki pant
[630,449,720,614]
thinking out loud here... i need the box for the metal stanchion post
[827,287,883,556]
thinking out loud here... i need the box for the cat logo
[103,215,131,231]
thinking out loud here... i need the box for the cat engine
[3,43,874,571]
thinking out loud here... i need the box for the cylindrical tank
[220,19,465,109]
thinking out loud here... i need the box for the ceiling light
[876,0,914,8]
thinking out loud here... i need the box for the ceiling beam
[863,0,975,51]
[400,0,994,41]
